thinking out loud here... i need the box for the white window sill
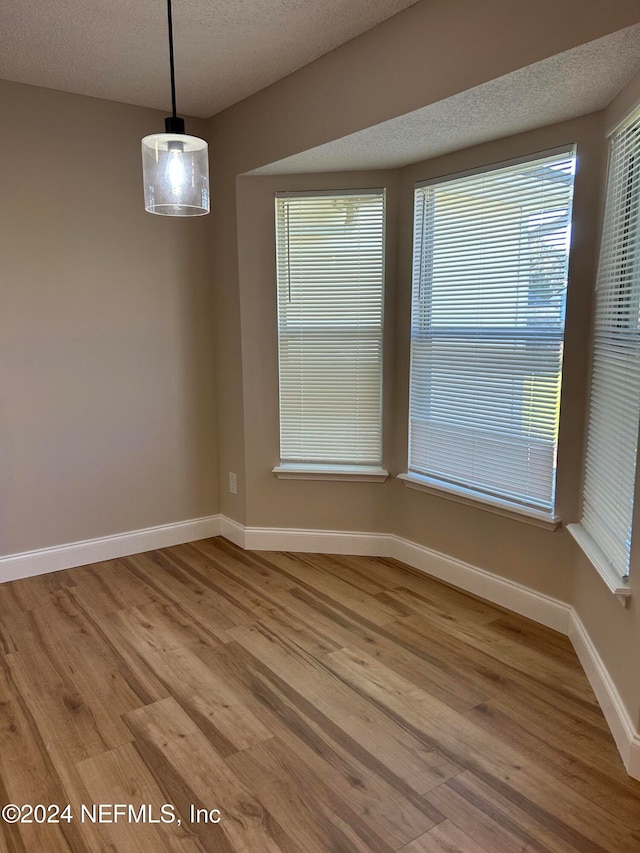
[566,523,631,603]
[397,472,561,530]
[273,464,389,482]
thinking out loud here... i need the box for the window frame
[568,108,640,599]
[403,147,577,524]
[273,188,389,481]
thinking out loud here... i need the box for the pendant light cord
[167,0,177,119]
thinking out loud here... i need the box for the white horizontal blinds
[275,191,385,466]
[581,109,640,579]
[409,151,576,512]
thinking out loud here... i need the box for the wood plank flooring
[0,537,639,852]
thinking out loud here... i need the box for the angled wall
[209,0,640,522]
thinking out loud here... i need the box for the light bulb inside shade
[167,142,186,192]
[142,133,209,216]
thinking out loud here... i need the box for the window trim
[398,472,560,530]
[569,106,640,599]
[273,464,389,482]
[414,145,578,191]
[274,188,386,471]
[567,524,631,600]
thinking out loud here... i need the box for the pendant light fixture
[141,0,210,216]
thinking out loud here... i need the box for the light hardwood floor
[0,537,639,852]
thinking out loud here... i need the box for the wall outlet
[229,472,237,494]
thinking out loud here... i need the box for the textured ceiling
[251,25,640,175]
[0,0,420,118]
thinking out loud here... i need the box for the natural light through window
[568,107,640,593]
[404,149,576,519]
[273,190,386,479]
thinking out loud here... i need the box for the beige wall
[211,0,639,176]
[233,114,602,604]
[210,0,640,521]
[236,171,399,531]
[0,79,218,557]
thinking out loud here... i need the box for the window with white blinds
[275,191,385,470]
[407,150,576,516]
[573,108,640,585]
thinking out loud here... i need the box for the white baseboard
[218,522,570,634]
[568,612,640,780]
[243,525,389,556]
[0,517,567,632]
[220,515,247,548]
[1,513,637,780]
[0,515,222,583]
[387,534,571,634]
[629,735,640,780]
